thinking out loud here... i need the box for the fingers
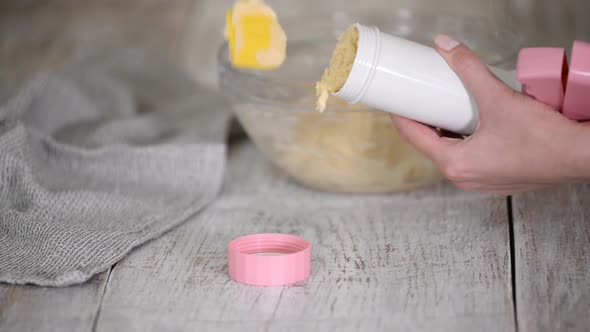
[434,34,513,109]
[391,115,456,164]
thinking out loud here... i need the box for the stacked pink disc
[517,40,590,120]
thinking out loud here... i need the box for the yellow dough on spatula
[225,0,287,70]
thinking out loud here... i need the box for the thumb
[434,34,514,110]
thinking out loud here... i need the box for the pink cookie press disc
[517,40,590,120]
[517,47,568,112]
[228,233,311,286]
[563,41,590,120]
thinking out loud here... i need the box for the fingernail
[435,34,460,52]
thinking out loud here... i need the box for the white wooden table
[0,1,589,331]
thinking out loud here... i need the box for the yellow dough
[225,0,287,69]
[236,102,442,193]
[315,25,359,112]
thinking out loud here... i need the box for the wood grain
[0,271,110,332]
[513,185,590,332]
[94,142,514,332]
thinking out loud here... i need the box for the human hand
[391,35,590,195]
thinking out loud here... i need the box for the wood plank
[95,141,514,332]
[0,271,110,332]
[498,3,590,329]
[513,185,590,332]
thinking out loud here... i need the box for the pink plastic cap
[563,41,590,121]
[517,47,568,112]
[228,233,311,286]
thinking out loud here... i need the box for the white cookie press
[330,23,520,135]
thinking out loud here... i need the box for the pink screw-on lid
[563,41,590,120]
[517,47,568,112]
[228,233,311,286]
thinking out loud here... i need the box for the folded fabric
[0,48,231,286]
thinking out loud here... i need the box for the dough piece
[315,25,359,112]
[278,110,441,193]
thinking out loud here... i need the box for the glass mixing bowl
[218,11,519,193]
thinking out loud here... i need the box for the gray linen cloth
[0,48,231,286]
